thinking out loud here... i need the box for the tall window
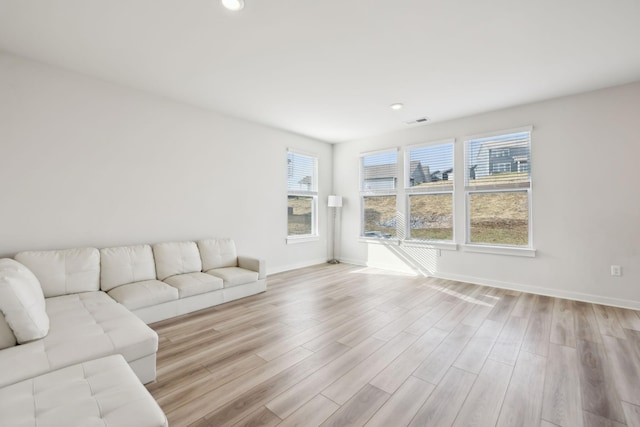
[287,149,318,239]
[360,150,398,239]
[465,128,532,247]
[406,140,455,241]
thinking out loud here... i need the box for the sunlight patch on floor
[348,267,416,277]
[428,285,496,307]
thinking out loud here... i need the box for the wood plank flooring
[146,263,640,427]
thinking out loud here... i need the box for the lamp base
[327,259,340,265]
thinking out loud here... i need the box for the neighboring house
[363,161,452,189]
[409,161,428,186]
[411,161,453,185]
[298,176,312,190]
[473,141,529,179]
[429,168,453,183]
[362,163,398,190]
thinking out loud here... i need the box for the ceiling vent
[404,117,430,125]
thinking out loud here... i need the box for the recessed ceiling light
[221,0,244,11]
[390,103,404,110]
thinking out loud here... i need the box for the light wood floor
[146,263,640,427]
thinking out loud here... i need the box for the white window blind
[406,141,454,192]
[288,151,317,193]
[287,150,318,239]
[360,150,398,239]
[360,150,398,192]
[464,128,532,247]
[406,141,454,241]
[465,130,531,190]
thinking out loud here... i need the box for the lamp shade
[328,195,343,208]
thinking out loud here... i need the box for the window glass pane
[469,192,529,246]
[288,196,313,236]
[361,151,397,191]
[409,194,453,241]
[287,149,318,239]
[408,144,454,188]
[288,152,317,191]
[466,131,530,187]
[363,195,396,238]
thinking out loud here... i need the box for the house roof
[298,176,312,186]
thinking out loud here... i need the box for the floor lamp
[327,195,342,264]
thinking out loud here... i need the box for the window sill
[358,238,400,245]
[401,240,458,251]
[286,235,320,245]
[462,244,536,257]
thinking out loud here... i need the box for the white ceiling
[1,0,639,143]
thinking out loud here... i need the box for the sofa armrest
[237,256,266,280]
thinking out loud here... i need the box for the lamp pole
[327,195,342,264]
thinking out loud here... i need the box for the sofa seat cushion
[0,291,158,388]
[206,267,259,288]
[0,258,50,343]
[108,280,179,310]
[164,272,224,297]
[0,354,167,427]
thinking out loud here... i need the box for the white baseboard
[336,257,366,267]
[268,258,329,275]
[431,271,640,311]
[340,257,640,311]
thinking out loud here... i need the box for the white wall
[0,53,333,273]
[334,82,640,309]
[3,51,639,308]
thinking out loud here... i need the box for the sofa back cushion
[0,258,50,344]
[0,312,17,349]
[100,245,157,291]
[197,238,237,271]
[15,248,100,298]
[152,241,202,280]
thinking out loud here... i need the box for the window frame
[286,148,319,244]
[404,139,456,243]
[463,126,534,255]
[359,149,399,240]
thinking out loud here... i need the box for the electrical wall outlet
[611,265,622,277]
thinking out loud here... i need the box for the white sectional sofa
[1,249,158,387]
[0,237,266,426]
[0,355,168,427]
[102,238,267,324]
